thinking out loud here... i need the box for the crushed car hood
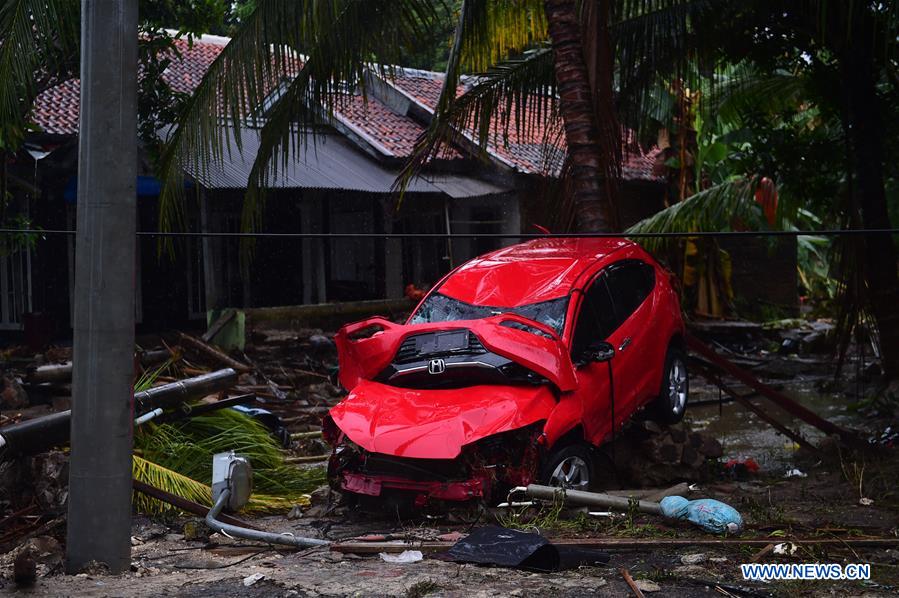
[334,314,577,392]
[328,380,557,459]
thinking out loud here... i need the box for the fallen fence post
[685,334,855,441]
[330,536,899,554]
[691,362,817,452]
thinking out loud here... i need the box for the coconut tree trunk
[544,0,619,232]
[842,42,899,379]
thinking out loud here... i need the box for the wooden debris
[25,349,171,385]
[177,332,251,373]
[331,536,899,554]
[620,567,645,598]
[132,479,261,531]
[202,309,237,344]
[749,543,775,563]
[692,362,817,452]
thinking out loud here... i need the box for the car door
[602,260,657,414]
[571,273,619,445]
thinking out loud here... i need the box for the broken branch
[177,332,251,372]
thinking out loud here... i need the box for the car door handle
[618,337,632,352]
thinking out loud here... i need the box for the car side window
[605,260,655,328]
[571,275,617,356]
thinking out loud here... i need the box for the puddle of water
[686,380,857,473]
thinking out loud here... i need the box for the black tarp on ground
[444,525,609,572]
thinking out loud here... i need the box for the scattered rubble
[0,314,897,596]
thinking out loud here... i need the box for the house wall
[196,189,523,312]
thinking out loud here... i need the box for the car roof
[436,237,636,307]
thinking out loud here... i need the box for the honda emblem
[427,358,446,375]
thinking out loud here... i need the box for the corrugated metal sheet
[425,174,507,199]
[185,127,507,197]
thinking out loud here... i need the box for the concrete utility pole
[66,1,138,574]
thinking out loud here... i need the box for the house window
[0,248,32,330]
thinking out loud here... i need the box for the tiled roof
[165,38,225,95]
[31,78,81,136]
[30,37,227,136]
[387,70,663,182]
[28,37,661,181]
[330,93,460,160]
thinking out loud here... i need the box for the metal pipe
[205,489,330,548]
[0,369,238,456]
[526,484,663,516]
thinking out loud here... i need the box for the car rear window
[409,293,568,335]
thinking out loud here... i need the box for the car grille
[394,331,486,364]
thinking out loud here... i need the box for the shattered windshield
[409,293,568,335]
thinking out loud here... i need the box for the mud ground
[4,440,898,598]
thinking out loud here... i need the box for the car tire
[650,346,689,424]
[540,443,595,492]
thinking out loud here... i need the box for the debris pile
[0,311,345,561]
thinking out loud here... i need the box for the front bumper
[339,471,490,504]
[326,423,542,506]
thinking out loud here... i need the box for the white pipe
[134,408,164,427]
[0,434,6,449]
[206,489,330,548]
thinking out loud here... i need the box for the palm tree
[542,0,620,231]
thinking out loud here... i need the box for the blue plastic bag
[659,496,743,535]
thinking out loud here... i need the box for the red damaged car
[324,237,687,509]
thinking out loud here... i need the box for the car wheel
[540,444,594,492]
[650,346,689,424]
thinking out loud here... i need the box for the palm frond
[132,454,213,515]
[457,0,547,73]
[157,0,444,249]
[625,176,763,253]
[612,0,720,139]
[134,356,180,393]
[134,408,324,511]
[710,68,808,126]
[396,47,559,199]
[0,0,78,149]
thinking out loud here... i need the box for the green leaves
[625,176,765,253]
[134,408,325,514]
[0,0,78,150]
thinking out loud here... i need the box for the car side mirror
[576,341,615,365]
